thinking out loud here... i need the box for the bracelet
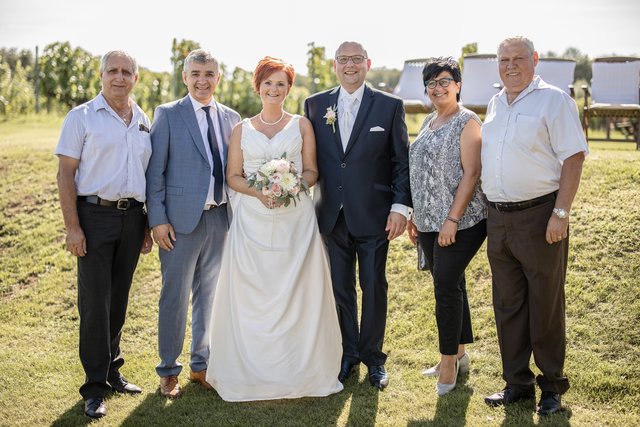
[446,216,461,224]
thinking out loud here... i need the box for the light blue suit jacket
[146,95,241,235]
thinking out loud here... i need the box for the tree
[170,38,201,98]
[306,42,336,93]
[0,48,34,74]
[563,47,591,83]
[38,42,100,112]
[131,68,172,118]
[459,42,478,69]
[216,65,261,118]
[0,60,34,118]
[366,67,400,93]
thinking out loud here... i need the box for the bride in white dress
[206,57,343,401]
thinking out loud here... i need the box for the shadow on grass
[102,372,380,426]
[507,403,573,427]
[52,398,106,427]
[407,374,473,426]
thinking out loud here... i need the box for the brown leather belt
[78,196,143,210]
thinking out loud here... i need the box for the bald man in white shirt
[481,36,588,416]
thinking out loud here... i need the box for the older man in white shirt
[481,37,588,416]
[56,50,153,419]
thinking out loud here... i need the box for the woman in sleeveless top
[407,57,487,395]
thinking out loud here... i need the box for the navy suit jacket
[146,96,240,235]
[304,85,411,236]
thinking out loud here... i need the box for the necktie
[201,106,224,204]
[340,96,356,150]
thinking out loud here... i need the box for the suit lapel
[327,87,344,155]
[177,96,208,162]
[344,85,374,157]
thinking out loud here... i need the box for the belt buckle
[116,199,130,210]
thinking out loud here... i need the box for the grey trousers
[156,207,228,378]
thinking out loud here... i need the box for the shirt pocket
[514,114,545,151]
[134,129,153,166]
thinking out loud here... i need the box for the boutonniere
[324,105,337,133]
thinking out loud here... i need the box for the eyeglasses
[425,77,456,90]
[335,55,367,65]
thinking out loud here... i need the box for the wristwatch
[552,208,569,219]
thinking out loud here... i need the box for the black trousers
[417,220,486,355]
[324,210,390,367]
[487,200,570,394]
[76,201,146,399]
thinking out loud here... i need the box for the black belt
[204,203,226,211]
[78,196,143,210]
[488,192,557,213]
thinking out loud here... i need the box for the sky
[1,0,639,76]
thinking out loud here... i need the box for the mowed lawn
[0,114,638,426]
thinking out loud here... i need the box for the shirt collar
[93,92,140,119]
[188,93,217,113]
[498,75,543,105]
[339,83,365,104]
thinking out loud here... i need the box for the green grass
[0,114,639,426]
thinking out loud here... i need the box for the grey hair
[498,36,536,57]
[335,41,368,59]
[100,50,138,74]
[183,49,219,72]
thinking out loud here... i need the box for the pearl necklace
[259,110,285,126]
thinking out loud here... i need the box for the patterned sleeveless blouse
[409,107,487,232]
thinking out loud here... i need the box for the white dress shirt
[338,83,410,219]
[481,77,588,202]
[187,94,227,207]
[55,93,151,202]
[338,84,364,150]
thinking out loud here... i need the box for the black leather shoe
[484,387,535,407]
[537,391,561,416]
[84,397,107,419]
[368,365,389,390]
[338,360,357,383]
[110,376,142,394]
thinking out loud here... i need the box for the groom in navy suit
[146,49,240,398]
[304,41,411,389]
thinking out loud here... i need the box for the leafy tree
[132,68,172,118]
[459,42,478,69]
[170,38,201,98]
[563,47,591,83]
[0,60,34,118]
[0,48,34,74]
[366,67,400,93]
[38,42,100,112]
[217,65,261,118]
[306,42,336,93]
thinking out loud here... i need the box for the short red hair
[252,56,295,93]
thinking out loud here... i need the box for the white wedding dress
[206,115,343,401]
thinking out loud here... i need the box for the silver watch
[553,208,568,219]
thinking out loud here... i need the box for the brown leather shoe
[189,369,214,390]
[159,375,182,399]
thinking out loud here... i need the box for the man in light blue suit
[146,49,240,399]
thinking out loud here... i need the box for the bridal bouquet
[247,153,309,207]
